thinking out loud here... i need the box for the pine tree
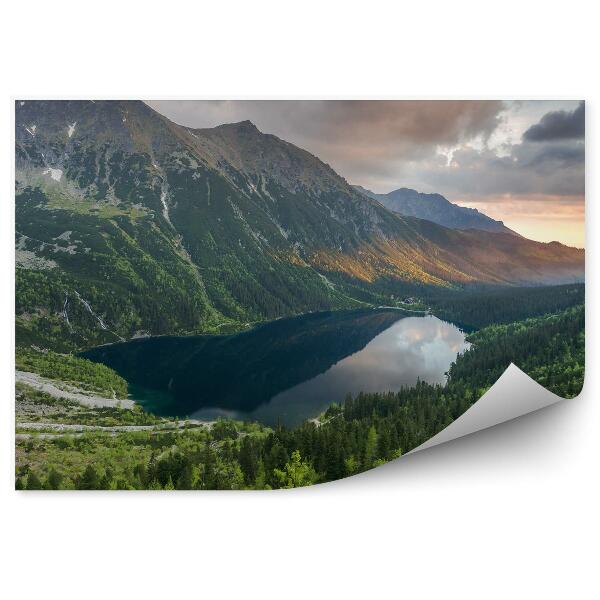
[46,468,63,490]
[364,425,378,469]
[176,464,193,490]
[238,436,258,485]
[254,460,267,489]
[25,472,43,490]
[377,426,391,460]
[79,465,100,490]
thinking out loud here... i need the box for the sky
[146,100,585,248]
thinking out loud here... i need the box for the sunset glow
[457,195,585,248]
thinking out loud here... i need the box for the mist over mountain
[354,185,516,235]
[15,100,584,350]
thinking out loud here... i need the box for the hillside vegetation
[16,348,128,399]
[16,304,584,490]
[428,283,584,330]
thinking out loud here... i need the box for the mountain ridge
[354,184,518,235]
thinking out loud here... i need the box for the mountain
[15,100,584,351]
[354,185,516,234]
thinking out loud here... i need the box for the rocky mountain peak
[354,184,516,235]
[224,119,259,131]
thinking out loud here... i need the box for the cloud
[520,142,585,170]
[399,138,585,199]
[523,101,585,142]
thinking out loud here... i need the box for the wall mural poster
[14,100,585,490]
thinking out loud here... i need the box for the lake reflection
[83,310,470,428]
[205,315,470,426]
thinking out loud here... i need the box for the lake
[83,309,470,427]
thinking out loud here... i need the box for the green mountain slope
[15,100,584,350]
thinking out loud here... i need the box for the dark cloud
[521,143,585,170]
[523,101,584,142]
[402,138,585,200]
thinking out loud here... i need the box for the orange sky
[456,195,585,248]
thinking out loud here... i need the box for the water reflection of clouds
[330,316,470,388]
[252,316,470,425]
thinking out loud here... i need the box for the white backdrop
[1,2,597,598]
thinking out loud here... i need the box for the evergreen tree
[46,468,63,490]
[254,460,267,490]
[274,450,318,489]
[79,465,100,490]
[238,436,259,485]
[344,455,360,476]
[364,425,378,469]
[377,426,391,460]
[25,472,43,490]
[176,464,194,490]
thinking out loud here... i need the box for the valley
[14,100,585,490]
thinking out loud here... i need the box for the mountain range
[354,185,516,235]
[15,100,584,350]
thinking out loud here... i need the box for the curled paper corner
[409,363,566,455]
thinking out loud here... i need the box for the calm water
[188,315,469,425]
[83,310,470,427]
